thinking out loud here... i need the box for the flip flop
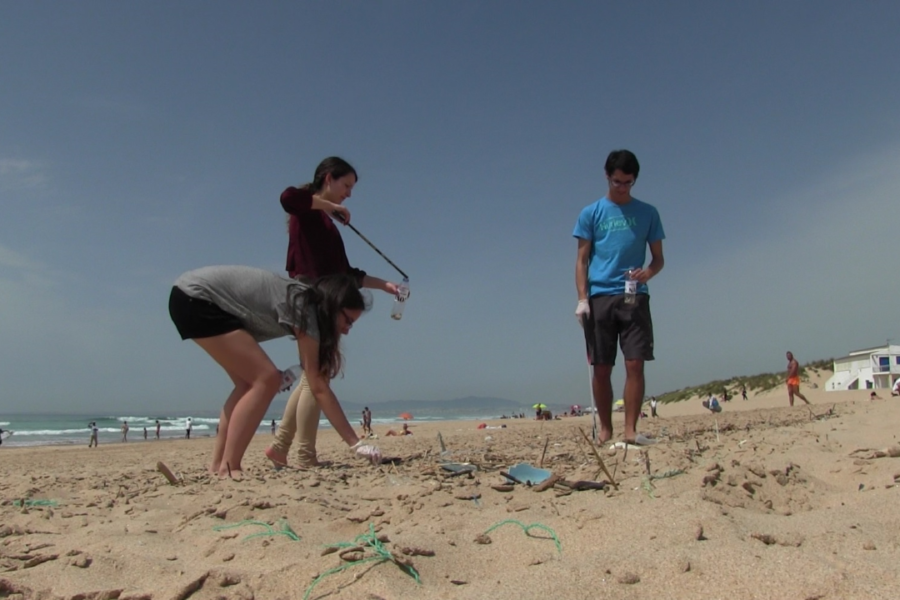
[610,434,658,450]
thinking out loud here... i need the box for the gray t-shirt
[174,266,319,343]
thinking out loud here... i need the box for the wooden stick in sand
[577,427,617,489]
[156,461,180,486]
[539,437,549,469]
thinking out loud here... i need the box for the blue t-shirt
[573,197,665,296]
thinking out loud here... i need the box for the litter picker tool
[333,213,408,280]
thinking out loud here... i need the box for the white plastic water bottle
[624,269,638,304]
[391,277,410,321]
[280,365,303,392]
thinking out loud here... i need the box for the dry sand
[3,373,900,599]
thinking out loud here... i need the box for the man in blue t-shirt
[573,149,665,446]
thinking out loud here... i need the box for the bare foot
[598,427,613,444]
[265,446,288,468]
[217,462,243,480]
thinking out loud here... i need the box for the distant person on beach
[155,420,161,439]
[742,385,748,401]
[650,396,659,418]
[268,157,403,469]
[362,407,372,436]
[385,423,411,436]
[87,422,98,447]
[121,421,129,442]
[168,266,381,477]
[869,391,882,400]
[271,419,277,434]
[785,351,811,406]
[893,379,900,397]
[185,417,193,439]
[722,387,729,402]
[143,427,147,440]
[574,149,665,445]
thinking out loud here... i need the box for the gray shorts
[583,294,655,365]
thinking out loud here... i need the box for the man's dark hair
[604,150,640,179]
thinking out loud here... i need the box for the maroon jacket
[281,186,366,286]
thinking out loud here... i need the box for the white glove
[575,299,590,325]
[351,441,382,465]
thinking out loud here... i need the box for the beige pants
[270,373,320,466]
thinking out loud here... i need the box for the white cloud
[0,158,47,190]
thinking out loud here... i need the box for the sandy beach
[3,373,900,600]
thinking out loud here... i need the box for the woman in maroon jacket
[267,157,401,468]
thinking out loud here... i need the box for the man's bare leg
[792,385,810,404]
[623,359,645,443]
[592,363,614,443]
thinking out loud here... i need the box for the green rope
[303,523,420,600]
[213,519,300,542]
[483,519,562,554]
[13,499,58,508]
[650,468,685,481]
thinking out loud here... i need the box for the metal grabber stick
[333,213,408,280]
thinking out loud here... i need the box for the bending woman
[267,157,401,468]
[168,266,381,477]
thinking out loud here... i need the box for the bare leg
[591,363,614,443]
[209,378,249,474]
[792,386,810,405]
[623,359,645,443]
[194,330,282,477]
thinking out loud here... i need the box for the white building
[826,344,900,391]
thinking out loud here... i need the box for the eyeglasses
[341,309,357,327]
[609,177,636,188]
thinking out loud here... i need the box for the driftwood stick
[577,427,617,489]
[533,474,561,492]
[156,461,180,486]
[539,437,550,468]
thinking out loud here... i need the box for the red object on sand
[399,412,413,420]
[477,423,487,429]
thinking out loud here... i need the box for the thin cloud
[0,158,47,190]
[0,244,45,271]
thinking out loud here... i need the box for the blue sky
[2,2,899,414]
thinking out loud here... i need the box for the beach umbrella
[399,412,413,420]
[532,403,547,409]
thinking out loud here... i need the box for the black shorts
[583,294,654,365]
[168,286,243,340]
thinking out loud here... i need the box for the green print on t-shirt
[597,216,637,232]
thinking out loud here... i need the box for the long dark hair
[286,157,359,232]
[290,274,370,378]
[302,156,358,193]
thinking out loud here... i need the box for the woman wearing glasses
[168,266,381,478]
[268,157,401,468]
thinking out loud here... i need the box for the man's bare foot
[598,427,613,445]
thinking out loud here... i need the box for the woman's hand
[311,194,351,224]
[351,441,382,465]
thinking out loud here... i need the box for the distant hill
[658,358,834,404]
[269,395,525,417]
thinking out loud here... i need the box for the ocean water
[0,409,521,448]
